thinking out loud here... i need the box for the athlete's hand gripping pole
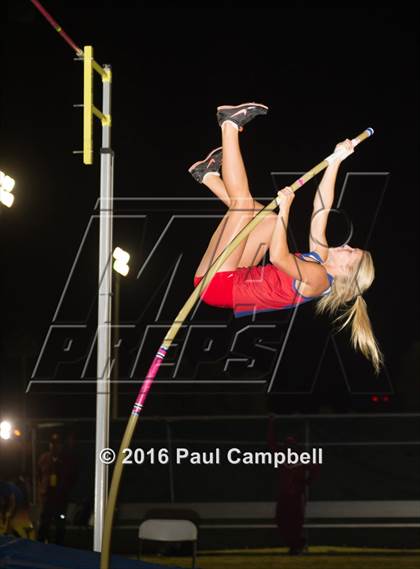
[100,127,373,568]
[278,128,374,201]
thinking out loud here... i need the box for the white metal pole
[94,64,114,552]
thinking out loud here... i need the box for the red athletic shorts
[193,271,234,308]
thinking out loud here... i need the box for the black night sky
[1,2,419,420]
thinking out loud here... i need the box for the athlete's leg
[195,122,255,277]
[203,175,277,267]
[238,202,277,267]
[202,174,230,207]
[220,121,250,199]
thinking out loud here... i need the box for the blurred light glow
[0,420,12,440]
[2,175,15,192]
[0,171,15,192]
[113,259,129,276]
[0,189,14,208]
[113,247,130,265]
[13,429,22,437]
[113,247,130,276]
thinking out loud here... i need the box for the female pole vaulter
[190,103,383,372]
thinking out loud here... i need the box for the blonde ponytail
[316,251,384,373]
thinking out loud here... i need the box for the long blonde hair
[316,251,383,373]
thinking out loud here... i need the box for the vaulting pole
[30,0,83,55]
[100,128,374,568]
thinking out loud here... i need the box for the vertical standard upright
[83,46,114,551]
[94,72,113,551]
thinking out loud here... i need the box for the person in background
[37,431,78,544]
[268,416,320,555]
[0,478,35,539]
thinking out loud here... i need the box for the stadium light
[0,420,13,440]
[112,247,130,276]
[0,190,14,208]
[0,170,16,208]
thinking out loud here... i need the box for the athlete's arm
[309,139,354,261]
[270,187,327,288]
